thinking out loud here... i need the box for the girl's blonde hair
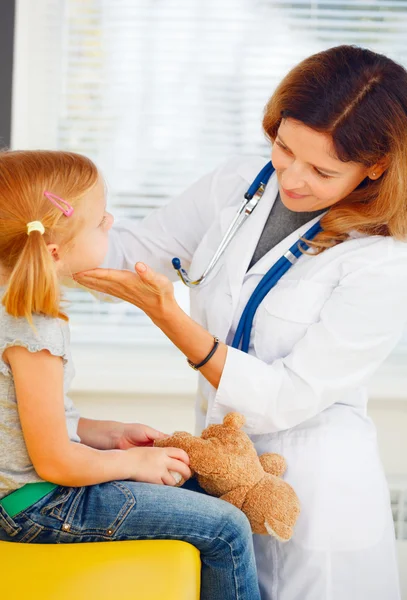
[0,150,98,321]
[263,45,407,251]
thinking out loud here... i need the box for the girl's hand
[115,423,170,450]
[73,262,176,321]
[126,446,192,486]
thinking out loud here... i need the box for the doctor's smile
[1,43,407,600]
[280,187,308,200]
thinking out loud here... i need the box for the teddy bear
[155,412,300,541]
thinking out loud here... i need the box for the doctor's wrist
[148,298,226,388]
[148,294,180,324]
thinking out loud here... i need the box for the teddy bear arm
[186,442,226,476]
[259,453,286,477]
[154,431,194,450]
[157,435,224,475]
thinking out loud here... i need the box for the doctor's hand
[74,262,226,390]
[73,262,177,321]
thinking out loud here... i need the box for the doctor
[75,45,407,600]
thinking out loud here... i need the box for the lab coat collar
[247,211,326,276]
[234,156,270,183]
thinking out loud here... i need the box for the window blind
[12,0,407,348]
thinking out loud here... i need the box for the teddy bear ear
[223,412,246,430]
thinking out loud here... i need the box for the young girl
[0,150,261,600]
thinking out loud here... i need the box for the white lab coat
[105,156,407,600]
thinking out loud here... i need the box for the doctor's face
[271,118,374,212]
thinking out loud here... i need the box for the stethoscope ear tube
[232,258,291,352]
[231,221,323,353]
[245,162,276,199]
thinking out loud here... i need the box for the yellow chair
[0,539,201,600]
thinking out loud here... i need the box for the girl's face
[271,118,380,211]
[51,176,114,277]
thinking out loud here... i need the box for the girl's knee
[218,501,252,539]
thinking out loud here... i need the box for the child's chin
[76,258,107,273]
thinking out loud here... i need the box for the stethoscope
[172,160,323,353]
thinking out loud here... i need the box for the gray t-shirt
[0,288,80,499]
[248,192,325,270]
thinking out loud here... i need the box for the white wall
[73,392,196,434]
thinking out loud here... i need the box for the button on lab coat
[105,156,407,599]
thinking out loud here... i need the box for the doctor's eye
[275,140,290,153]
[314,169,332,179]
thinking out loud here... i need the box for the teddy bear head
[201,412,258,457]
[155,412,300,539]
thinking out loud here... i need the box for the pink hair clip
[44,191,74,217]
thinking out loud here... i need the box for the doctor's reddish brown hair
[0,150,98,322]
[263,45,407,251]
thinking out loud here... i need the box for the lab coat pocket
[254,279,334,362]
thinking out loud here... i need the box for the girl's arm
[77,418,126,450]
[77,417,169,450]
[4,346,190,486]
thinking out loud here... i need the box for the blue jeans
[0,480,261,600]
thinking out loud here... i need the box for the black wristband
[187,336,220,371]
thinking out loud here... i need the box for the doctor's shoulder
[331,232,407,283]
[211,155,269,206]
[345,231,407,259]
[221,154,269,181]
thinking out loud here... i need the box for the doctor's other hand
[73,262,176,320]
[126,446,191,486]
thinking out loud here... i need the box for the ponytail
[2,230,67,323]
